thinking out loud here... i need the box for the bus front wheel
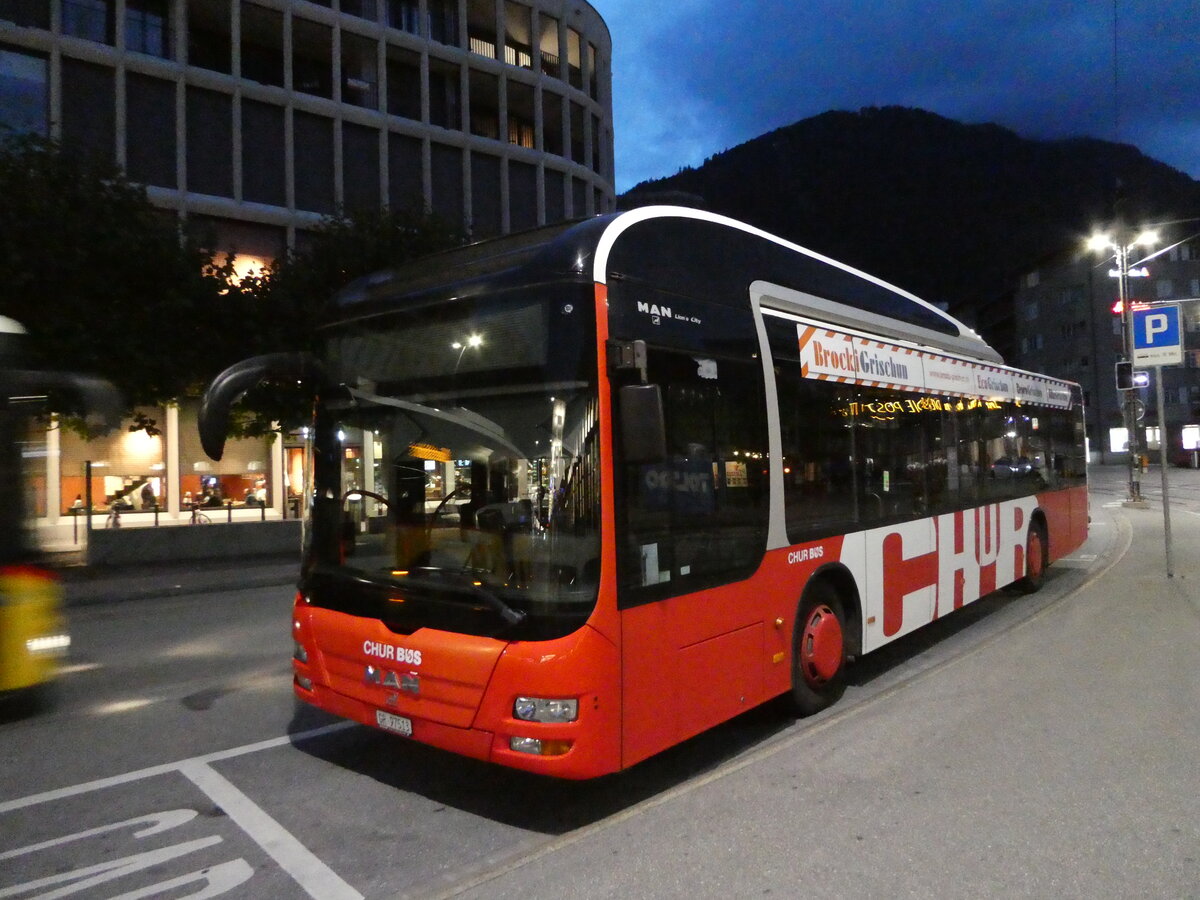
[791,581,848,716]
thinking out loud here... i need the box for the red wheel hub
[1027,533,1043,577]
[800,604,843,684]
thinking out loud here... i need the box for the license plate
[375,710,413,737]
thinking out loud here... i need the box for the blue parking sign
[1132,304,1183,366]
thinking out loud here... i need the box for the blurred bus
[0,315,120,708]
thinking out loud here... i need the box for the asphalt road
[1,465,1197,898]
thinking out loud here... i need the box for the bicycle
[189,503,211,525]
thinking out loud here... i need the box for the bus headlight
[26,634,70,656]
[513,697,577,723]
[293,640,308,663]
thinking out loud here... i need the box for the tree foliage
[0,134,465,436]
[238,205,465,355]
[218,205,467,435]
[0,134,236,417]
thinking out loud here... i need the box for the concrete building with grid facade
[0,0,615,272]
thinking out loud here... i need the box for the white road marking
[179,761,361,900]
[0,722,353,814]
[0,722,359,899]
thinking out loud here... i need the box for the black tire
[791,579,848,716]
[1017,521,1048,594]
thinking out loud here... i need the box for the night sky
[594,0,1199,193]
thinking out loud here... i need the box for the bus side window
[617,348,769,601]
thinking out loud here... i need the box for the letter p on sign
[1146,312,1170,341]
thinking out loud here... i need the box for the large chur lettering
[935,508,979,616]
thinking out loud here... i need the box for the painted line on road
[0,721,354,814]
[0,721,360,897]
[179,760,362,900]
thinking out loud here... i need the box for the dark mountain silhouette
[620,107,1200,356]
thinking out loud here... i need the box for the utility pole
[1115,237,1144,503]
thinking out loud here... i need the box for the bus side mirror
[198,352,326,461]
[618,384,667,464]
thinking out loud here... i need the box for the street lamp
[1087,226,1159,503]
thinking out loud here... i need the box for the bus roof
[333,206,1000,363]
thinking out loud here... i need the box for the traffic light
[1115,360,1133,390]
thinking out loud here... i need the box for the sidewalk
[446,464,1200,898]
[57,553,300,606]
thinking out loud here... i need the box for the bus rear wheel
[1017,521,1048,594]
[791,581,847,716]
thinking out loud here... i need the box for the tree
[0,135,464,436]
[0,134,235,419]
[221,205,466,435]
[240,205,465,351]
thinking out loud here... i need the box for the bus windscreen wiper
[399,567,527,627]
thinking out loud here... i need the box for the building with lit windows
[1012,235,1200,463]
[0,0,614,553]
[0,0,614,267]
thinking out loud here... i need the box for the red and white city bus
[199,207,1088,779]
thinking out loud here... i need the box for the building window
[341,32,379,109]
[186,86,232,197]
[1156,279,1174,299]
[63,0,114,44]
[0,1,50,29]
[241,2,284,88]
[293,18,332,99]
[590,112,601,172]
[341,0,378,22]
[387,131,422,209]
[566,27,582,90]
[241,99,285,205]
[428,58,460,130]
[541,88,562,155]
[385,0,420,34]
[428,0,459,46]
[468,70,499,139]
[507,80,535,148]
[1024,300,1039,320]
[1191,278,1200,297]
[126,0,170,58]
[587,42,598,99]
[467,0,497,60]
[125,73,176,187]
[429,142,462,225]
[544,167,564,222]
[509,159,536,230]
[470,152,501,236]
[538,12,559,78]
[188,1,231,74]
[341,122,380,213]
[293,112,334,214]
[569,101,584,163]
[0,46,47,135]
[503,2,533,68]
[61,57,115,166]
[385,47,421,121]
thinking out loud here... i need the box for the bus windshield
[303,284,601,640]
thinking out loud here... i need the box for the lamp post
[1088,226,1159,504]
